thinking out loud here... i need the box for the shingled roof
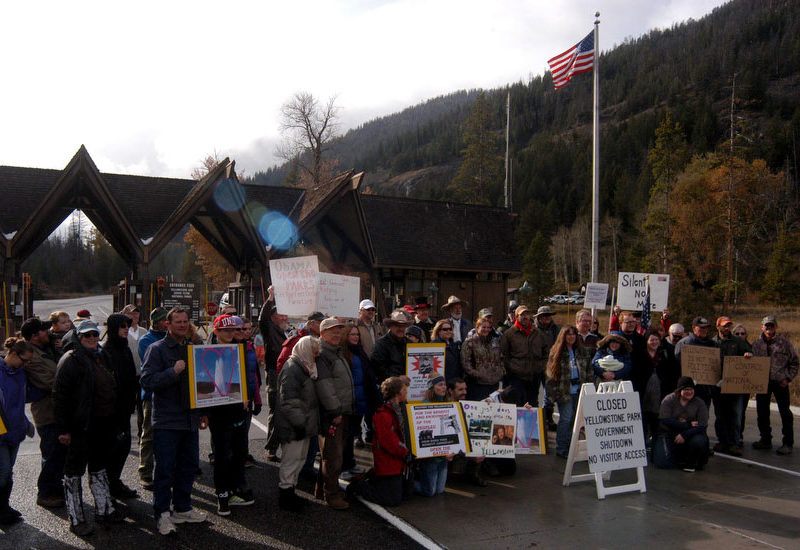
[360,194,520,272]
[0,166,62,235]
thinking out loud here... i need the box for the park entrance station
[0,146,519,334]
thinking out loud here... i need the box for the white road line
[251,416,445,549]
[715,453,800,477]
[701,521,785,550]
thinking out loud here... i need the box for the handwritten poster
[405,343,446,402]
[721,356,770,394]
[583,283,609,310]
[680,345,721,385]
[269,256,320,316]
[616,272,670,312]
[187,344,248,408]
[316,272,360,318]
[461,400,517,457]
[407,403,470,459]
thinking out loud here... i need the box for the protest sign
[316,272,360,318]
[269,256,319,316]
[584,283,609,310]
[407,402,470,458]
[582,390,647,473]
[680,345,721,385]
[515,407,546,455]
[405,343,446,402]
[460,400,517,457]
[187,344,248,408]
[616,272,670,311]
[721,356,770,394]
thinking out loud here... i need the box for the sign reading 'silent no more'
[616,272,670,312]
[582,393,647,472]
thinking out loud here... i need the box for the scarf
[291,335,320,380]
[514,319,532,336]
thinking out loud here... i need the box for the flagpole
[591,12,600,286]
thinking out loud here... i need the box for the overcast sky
[1,0,729,179]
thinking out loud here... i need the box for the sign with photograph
[187,344,248,408]
[461,400,517,457]
[269,256,319,316]
[616,272,670,312]
[582,391,647,472]
[515,407,546,455]
[405,343,446,402]
[407,402,470,458]
[721,356,770,394]
[316,272,360,318]
[583,282,609,310]
[680,345,721,386]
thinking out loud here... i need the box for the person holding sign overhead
[546,326,594,458]
[751,316,798,456]
[654,376,709,472]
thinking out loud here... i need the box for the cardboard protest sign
[269,256,319,316]
[584,283,609,310]
[582,391,647,473]
[721,356,770,394]
[407,402,470,458]
[680,345,721,385]
[461,400,517,457]
[187,344,248,408]
[515,407,546,455]
[405,343,446,402]
[316,272,360,318]
[616,272,670,312]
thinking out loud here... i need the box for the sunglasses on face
[81,332,100,338]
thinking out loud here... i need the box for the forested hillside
[249,0,800,317]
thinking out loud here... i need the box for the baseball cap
[320,317,345,332]
[716,316,733,328]
[150,307,168,322]
[214,314,239,330]
[76,320,100,335]
[359,299,376,310]
[307,311,325,322]
[762,315,777,326]
[20,318,52,340]
[692,316,710,328]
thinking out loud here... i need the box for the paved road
[33,294,114,326]
[3,397,798,549]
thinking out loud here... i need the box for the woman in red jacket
[346,377,410,506]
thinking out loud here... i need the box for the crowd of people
[0,293,796,536]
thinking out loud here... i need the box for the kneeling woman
[545,326,593,458]
[347,377,411,507]
[654,376,709,472]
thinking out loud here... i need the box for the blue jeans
[36,423,68,498]
[0,443,20,489]
[414,458,447,496]
[153,429,199,518]
[556,394,579,455]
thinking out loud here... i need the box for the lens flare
[213,178,246,212]
[244,201,268,227]
[258,211,298,250]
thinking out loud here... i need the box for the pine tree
[522,232,553,305]
[760,226,800,305]
[449,92,503,205]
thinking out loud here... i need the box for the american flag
[548,31,595,89]
[640,281,651,331]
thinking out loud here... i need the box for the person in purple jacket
[0,337,35,525]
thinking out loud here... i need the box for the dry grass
[547,302,800,406]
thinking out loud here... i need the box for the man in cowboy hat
[441,296,473,345]
[413,297,435,342]
[371,310,410,383]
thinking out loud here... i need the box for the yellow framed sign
[406,402,470,458]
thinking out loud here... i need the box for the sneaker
[171,508,206,524]
[230,490,254,507]
[36,495,65,508]
[752,439,772,450]
[776,445,793,455]
[217,492,231,516]
[682,467,696,473]
[157,512,176,535]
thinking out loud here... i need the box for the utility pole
[723,73,737,314]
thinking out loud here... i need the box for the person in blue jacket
[0,337,35,525]
[592,332,633,382]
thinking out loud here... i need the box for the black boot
[0,483,21,525]
[279,488,304,512]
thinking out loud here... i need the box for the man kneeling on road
[141,307,208,535]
